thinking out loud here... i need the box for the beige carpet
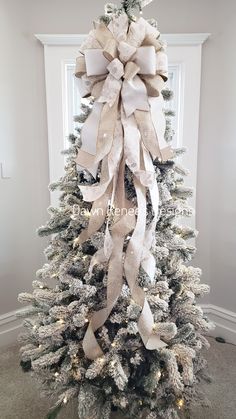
[0,337,235,419]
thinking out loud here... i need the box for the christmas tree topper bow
[74,13,173,360]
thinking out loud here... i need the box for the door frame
[36,32,210,229]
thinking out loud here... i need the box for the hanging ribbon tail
[124,177,166,349]
[140,144,159,282]
[76,99,119,179]
[121,76,150,117]
[139,300,167,349]
[83,157,136,360]
[121,110,157,283]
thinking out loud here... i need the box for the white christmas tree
[18,1,213,418]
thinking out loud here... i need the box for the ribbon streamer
[74,13,173,360]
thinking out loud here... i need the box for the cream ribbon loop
[74,13,173,360]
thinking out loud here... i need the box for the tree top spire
[104,1,154,21]
[121,0,153,14]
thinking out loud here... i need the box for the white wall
[1,0,236,318]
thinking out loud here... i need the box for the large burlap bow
[74,13,174,360]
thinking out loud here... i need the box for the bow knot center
[107,58,124,80]
[118,41,137,63]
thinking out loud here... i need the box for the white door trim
[35,33,210,47]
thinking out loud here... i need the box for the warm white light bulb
[98,356,105,364]
[156,371,162,379]
[73,238,80,246]
[177,398,184,409]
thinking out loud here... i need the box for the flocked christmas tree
[18,1,213,418]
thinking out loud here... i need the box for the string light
[85,318,89,323]
[139,400,143,406]
[82,255,88,260]
[111,342,116,348]
[54,372,59,377]
[73,238,80,247]
[58,319,65,325]
[63,397,68,404]
[176,398,185,409]
[85,211,91,218]
[33,325,37,330]
[39,285,44,289]
[156,370,162,379]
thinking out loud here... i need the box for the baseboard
[202,303,236,345]
[0,308,24,348]
[0,304,236,348]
